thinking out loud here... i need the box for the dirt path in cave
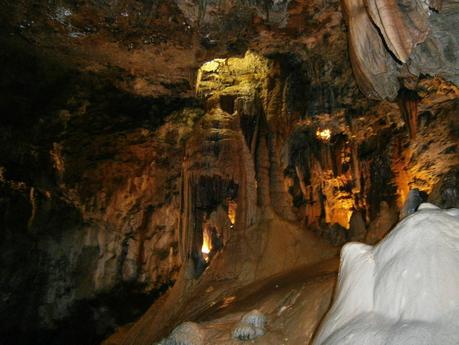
[197,256,340,321]
[182,257,341,345]
[106,257,340,345]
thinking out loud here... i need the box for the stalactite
[256,132,272,208]
[398,89,419,139]
[268,136,296,221]
[365,0,430,63]
[342,0,400,99]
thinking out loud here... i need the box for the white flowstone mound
[313,203,459,345]
[232,309,266,341]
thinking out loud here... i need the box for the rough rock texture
[313,204,459,345]
[115,52,339,345]
[343,0,459,99]
[104,259,338,345]
[0,1,458,344]
[232,309,266,340]
[0,0,348,98]
[0,40,202,343]
[112,51,457,345]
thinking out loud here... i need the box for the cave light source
[316,128,331,142]
[201,227,212,262]
[228,200,237,226]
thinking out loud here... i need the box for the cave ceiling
[0,0,350,97]
[1,0,458,100]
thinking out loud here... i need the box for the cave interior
[0,1,459,345]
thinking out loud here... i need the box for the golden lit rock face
[316,128,331,142]
[191,50,458,245]
[283,80,459,240]
[227,200,237,225]
[389,80,459,209]
[195,51,271,98]
[201,227,212,262]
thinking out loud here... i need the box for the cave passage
[1,1,458,345]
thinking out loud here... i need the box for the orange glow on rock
[316,128,331,142]
[227,200,237,225]
[201,227,212,261]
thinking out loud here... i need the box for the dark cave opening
[190,175,238,277]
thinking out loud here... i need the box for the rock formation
[158,322,205,345]
[313,204,459,345]
[342,0,459,99]
[232,309,266,340]
[0,1,458,345]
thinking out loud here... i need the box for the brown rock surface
[0,1,458,345]
[342,0,459,99]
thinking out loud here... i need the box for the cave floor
[198,257,339,321]
[197,258,338,345]
[106,257,339,345]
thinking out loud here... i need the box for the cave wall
[0,38,205,344]
[115,48,459,345]
[284,81,459,244]
[191,50,459,249]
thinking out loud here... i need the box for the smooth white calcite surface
[313,203,459,345]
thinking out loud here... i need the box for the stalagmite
[400,188,423,219]
[157,322,204,345]
[2,1,459,343]
[232,310,267,341]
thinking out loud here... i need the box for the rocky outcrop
[113,46,459,345]
[0,43,203,343]
[0,112,202,343]
[343,0,459,99]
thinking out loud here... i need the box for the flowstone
[313,203,459,345]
